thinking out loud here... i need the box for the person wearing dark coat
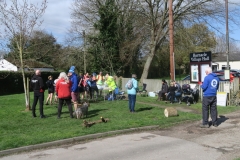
[157,79,168,101]
[31,70,46,118]
[45,75,54,105]
[167,82,178,104]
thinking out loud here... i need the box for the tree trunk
[140,52,154,83]
[164,107,178,117]
[19,46,30,110]
[140,33,157,83]
[22,66,30,110]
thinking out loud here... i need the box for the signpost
[189,51,212,83]
[217,92,228,107]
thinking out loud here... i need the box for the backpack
[126,79,133,89]
[182,84,190,91]
[86,79,92,87]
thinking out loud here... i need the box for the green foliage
[86,0,141,76]
[150,23,217,78]
[174,23,216,73]
[6,31,63,70]
[0,71,60,95]
[93,0,120,75]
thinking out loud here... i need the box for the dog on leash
[75,107,82,119]
[74,101,90,119]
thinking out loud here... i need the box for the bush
[0,71,60,95]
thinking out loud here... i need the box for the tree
[26,31,62,64]
[93,0,120,75]
[137,0,240,82]
[174,23,217,73]
[213,34,240,53]
[0,0,47,110]
[6,30,62,65]
[70,0,143,76]
[70,0,240,80]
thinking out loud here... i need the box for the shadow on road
[216,115,229,126]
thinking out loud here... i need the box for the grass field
[1,92,240,151]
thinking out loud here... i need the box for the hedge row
[0,71,60,96]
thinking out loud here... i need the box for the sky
[41,0,73,44]
[42,0,240,46]
[0,0,240,48]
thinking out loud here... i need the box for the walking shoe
[40,115,46,118]
[213,124,218,127]
[200,124,209,128]
[32,115,36,118]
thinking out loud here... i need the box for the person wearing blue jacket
[125,74,138,113]
[68,66,79,111]
[200,67,219,128]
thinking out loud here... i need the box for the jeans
[128,94,136,112]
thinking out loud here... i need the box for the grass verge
[0,93,240,151]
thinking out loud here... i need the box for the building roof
[7,59,53,69]
[212,52,240,62]
[0,59,18,71]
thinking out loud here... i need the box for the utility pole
[169,0,175,80]
[83,30,86,73]
[225,0,229,70]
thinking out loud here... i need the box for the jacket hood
[209,73,218,77]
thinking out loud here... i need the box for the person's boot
[40,115,46,118]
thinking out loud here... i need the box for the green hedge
[0,71,60,96]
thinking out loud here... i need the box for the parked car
[214,69,240,77]
[182,75,190,81]
[182,73,231,82]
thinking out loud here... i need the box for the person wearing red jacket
[56,72,74,119]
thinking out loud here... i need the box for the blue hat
[69,66,75,73]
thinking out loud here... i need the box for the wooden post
[169,0,175,81]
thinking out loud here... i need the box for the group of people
[157,67,220,128]
[30,65,219,129]
[30,66,121,119]
[157,79,182,104]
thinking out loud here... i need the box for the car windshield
[217,75,227,81]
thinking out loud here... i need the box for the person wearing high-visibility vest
[96,71,105,97]
[104,74,117,92]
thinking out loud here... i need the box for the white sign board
[217,92,227,107]
[201,64,209,82]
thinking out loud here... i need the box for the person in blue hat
[68,66,79,111]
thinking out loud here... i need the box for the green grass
[0,93,240,151]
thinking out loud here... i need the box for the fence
[120,77,239,105]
